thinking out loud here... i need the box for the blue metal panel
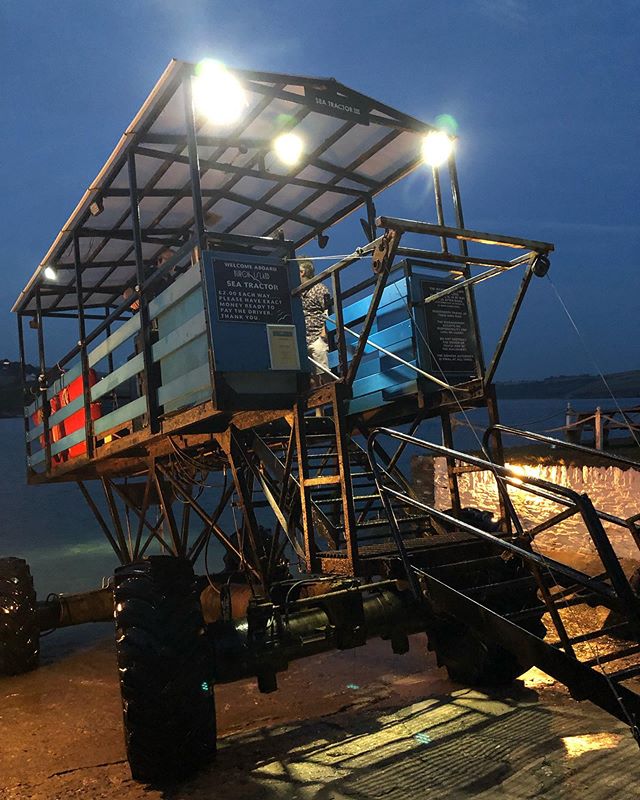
[328,338,415,377]
[152,311,207,363]
[351,362,419,396]
[154,265,212,413]
[329,271,420,412]
[382,379,419,401]
[157,364,211,408]
[345,319,413,356]
[148,266,202,320]
[336,277,408,326]
[94,396,148,436]
[25,396,40,417]
[28,448,46,467]
[88,316,140,367]
[26,422,44,443]
[48,394,84,427]
[346,391,387,416]
[50,362,83,396]
[50,428,86,458]
[91,354,144,401]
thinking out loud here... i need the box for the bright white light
[192,60,247,126]
[421,130,454,167]
[43,266,57,281]
[273,132,304,166]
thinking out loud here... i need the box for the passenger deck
[13,59,552,490]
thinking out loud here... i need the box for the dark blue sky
[1,1,638,380]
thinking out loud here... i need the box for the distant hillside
[496,370,640,400]
[1,359,638,417]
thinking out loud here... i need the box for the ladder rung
[504,604,548,622]
[583,644,640,668]
[467,575,538,598]
[431,555,507,573]
[304,474,341,487]
[608,663,640,682]
[315,493,380,505]
[339,514,430,530]
[568,621,632,645]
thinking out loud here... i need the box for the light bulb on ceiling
[273,132,304,166]
[421,130,454,167]
[193,59,247,126]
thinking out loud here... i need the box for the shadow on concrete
[156,680,637,800]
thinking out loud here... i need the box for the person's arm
[320,284,331,341]
[122,286,139,312]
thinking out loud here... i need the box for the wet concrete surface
[2,626,639,799]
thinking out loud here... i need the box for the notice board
[212,257,293,325]
[416,276,480,384]
[203,250,308,375]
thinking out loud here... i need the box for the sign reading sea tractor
[6,60,640,783]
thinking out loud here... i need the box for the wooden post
[565,402,579,444]
[595,406,603,450]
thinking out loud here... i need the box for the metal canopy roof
[14,59,434,314]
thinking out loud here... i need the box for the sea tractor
[5,60,640,782]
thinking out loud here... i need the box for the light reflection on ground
[561,731,623,759]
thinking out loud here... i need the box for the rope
[290,253,368,262]
[547,275,640,448]
[384,272,639,731]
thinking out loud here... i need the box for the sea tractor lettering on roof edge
[305,88,370,124]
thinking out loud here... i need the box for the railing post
[17,313,32,470]
[331,271,348,378]
[440,411,461,514]
[127,150,160,433]
[431,166,448,253]
[34,288,51,473]
[73,236,95,458]
[345,229,401,387]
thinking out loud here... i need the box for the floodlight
[192,60,247,125]
[421,130,454,167]
[43,265,57,281]
[273,132,304,166]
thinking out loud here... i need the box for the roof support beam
[183,70,206,250]
[127,149,365,197]
[224,117,356,236]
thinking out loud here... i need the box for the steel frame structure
[11,59,640,783]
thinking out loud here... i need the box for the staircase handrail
[483,423,640,472]
[366,426,640,622]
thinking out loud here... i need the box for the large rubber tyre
[113,556,216,783]
[0,557,39,675]
[428,523,547,688]
[430,617,544,687]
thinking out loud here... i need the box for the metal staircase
[367,426,640,735]
[243,393,432,578]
